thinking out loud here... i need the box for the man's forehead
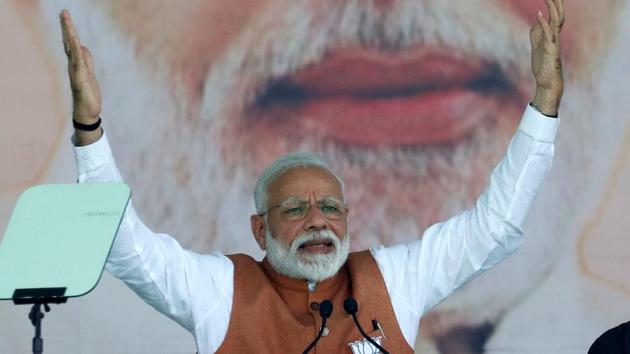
[278,195,343,205]
[267,166,343,200]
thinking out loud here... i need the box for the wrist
[72,110,100,124]
[532,87,562,117]
[73,116,102,131]
[72,115,103,147]
[73,127,103,147]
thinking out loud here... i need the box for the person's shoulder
[225,253,257,263]
[588,320,630,354]
[187,250,234,270]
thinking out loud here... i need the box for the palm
[528,0,565,115]
[70,54,101,120]
[60,10,102,122]
[530,23,561,91]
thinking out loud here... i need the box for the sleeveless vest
[215,250,414,353]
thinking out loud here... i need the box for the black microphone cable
[302,300,333,354]
[343,298,390,354]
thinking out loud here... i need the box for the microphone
[343,298,390,354]
[319,299,333,319]
[302,300,333,354]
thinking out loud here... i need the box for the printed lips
[253,45,518,146]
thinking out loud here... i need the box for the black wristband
[73,117,102,131]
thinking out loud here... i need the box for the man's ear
[250,214,267,250]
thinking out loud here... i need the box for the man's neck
[260,257,347,294]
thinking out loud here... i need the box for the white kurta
[73,104,559,352]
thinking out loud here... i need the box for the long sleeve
[73,133,233,351]
[371,104,559,346]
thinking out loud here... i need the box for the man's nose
[303,205,327,230]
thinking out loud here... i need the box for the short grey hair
[254,153,344,215]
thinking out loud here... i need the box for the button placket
[307,294,325,345]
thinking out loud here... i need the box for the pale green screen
[0,183,130,300]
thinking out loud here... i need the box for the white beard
[265,227,350,282]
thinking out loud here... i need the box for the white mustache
[202,0,533,119]
[290,230,340,253]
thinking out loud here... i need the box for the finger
[59,11,71,56]
[545,0,561,29]
[61,10,78,41]
[62,13,87,73]
[530,24,542,48]
[82,46,95,74]
[556,0,565,28]
[537,11,552,41]
[60,11,78,63]
[71,32,85,65]
[60,10,85,63]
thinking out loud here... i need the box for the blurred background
[1,0,629,353]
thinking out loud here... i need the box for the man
[59,0,564,351]
[589,321,630,354]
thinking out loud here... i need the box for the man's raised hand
[60,9,103,144]
[530,0,565,117]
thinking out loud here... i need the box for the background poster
[1,1,629,353]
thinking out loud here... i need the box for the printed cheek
[106,0,270,109]
[0,4,64,196]
[342,101,524,247]
[502,0,587,57]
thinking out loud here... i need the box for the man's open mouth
[298,238,335,253]
[250,45,520,147]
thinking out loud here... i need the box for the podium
[0,183,131,353]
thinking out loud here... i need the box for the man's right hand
[60,9,103,146]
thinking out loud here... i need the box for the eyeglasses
[259,198,347,221]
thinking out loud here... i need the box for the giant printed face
[79,0,621,246]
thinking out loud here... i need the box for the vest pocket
[345,329,387,354]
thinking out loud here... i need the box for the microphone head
[319,300,333,319]
[343,297,358,315]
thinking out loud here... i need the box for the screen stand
[13,288,68,354]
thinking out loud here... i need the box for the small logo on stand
[83,210,120,217]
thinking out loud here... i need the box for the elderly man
[60,0,564,351]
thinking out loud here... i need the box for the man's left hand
[530,0,565,117]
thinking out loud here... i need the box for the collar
[260,257,348,293]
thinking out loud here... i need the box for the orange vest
[216,250,414,353]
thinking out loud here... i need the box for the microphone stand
[344,298,390,354]
[302,300,333,354]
